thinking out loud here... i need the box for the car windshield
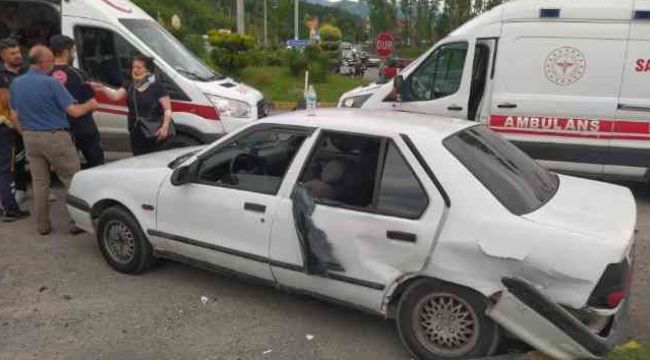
[119,18,222,82]
[444,125,559,215]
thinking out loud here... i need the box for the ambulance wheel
[396,279,500,360]
[162,134,202,150]
[97,206,153,275]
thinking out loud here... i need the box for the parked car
[339,0,650,182]
[67,109,635,360]
[378,58,413,83]
[366,55,382,67]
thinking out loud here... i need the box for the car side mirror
[394,75,405,91]
[171,164,195,186]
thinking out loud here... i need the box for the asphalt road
[0,180,648,360]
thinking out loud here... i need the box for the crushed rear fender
[488,277,627,360]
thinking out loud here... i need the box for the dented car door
[268,130,448,312]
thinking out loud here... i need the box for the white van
[339,0,650,181]
[1,0,268,150]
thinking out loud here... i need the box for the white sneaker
[14,190,27,205]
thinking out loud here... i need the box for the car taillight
[588,260,631,309]
[606,290,626,308]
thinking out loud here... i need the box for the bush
[208,31,256,75]
[264,50,285,66]
[320,23,342,42]
[285,49,308,77]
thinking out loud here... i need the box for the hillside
[131,0,367,43]
[305,0,369,18]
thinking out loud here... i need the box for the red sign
[375,32,394,58]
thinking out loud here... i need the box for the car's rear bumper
[488,277,628,360]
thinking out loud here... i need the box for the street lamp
[236,0,245,34]
[294,0,299,40]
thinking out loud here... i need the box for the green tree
[208,31,255,75]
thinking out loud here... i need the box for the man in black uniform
[50,35,104,167]
[0,37,28,204]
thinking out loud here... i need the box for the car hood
[523,174,636,255]
[341,82,385,99]
[196,77,264,105]
[99,146,206,171]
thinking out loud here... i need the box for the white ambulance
[340,0,650,181]
[1,0,268,150]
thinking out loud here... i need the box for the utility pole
[294,0,299,40]
[236,0,245,34]
[264,0,268,46]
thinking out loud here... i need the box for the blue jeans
[0,125,19,212]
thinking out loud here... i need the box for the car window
[74,26,139,87]
[197,128,307,195]
[377,141,428,218]
[444,126,559,215]
[300,132,382,208]
[300,132,429,218]
[402,42,468,102]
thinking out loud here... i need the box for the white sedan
[67,110,635,360]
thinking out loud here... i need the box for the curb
[272,101,338,110]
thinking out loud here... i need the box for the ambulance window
[402,42,468,102]
[74,26,138,87]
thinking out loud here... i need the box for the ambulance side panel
[489,20,628,177]
[607,4,650,179]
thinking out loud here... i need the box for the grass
[239,66,369,104]
[606,343,650,360]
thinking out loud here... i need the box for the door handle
[497,103,518,109]
[618,104,650,112]
[244,202,266,213]
[387,231,417,243]
[447,105,463,111]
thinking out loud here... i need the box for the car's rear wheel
[97,206,153,274]
[396,279,500,360]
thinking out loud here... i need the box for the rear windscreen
[443,125,559,215]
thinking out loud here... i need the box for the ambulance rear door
[608,3,650,180]
[488,1,631,178]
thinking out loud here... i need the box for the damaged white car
[66,110,636,360]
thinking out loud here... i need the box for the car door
[152,125,313,281]
[489,21,628,178]
[268,130,448,312]
[394,41,474,119]
[607,7,650,178]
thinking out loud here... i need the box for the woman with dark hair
[89,55,174,155]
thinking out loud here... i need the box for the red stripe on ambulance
[489,115,650,140]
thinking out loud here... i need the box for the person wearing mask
[0,38,28,204]
[0,70,29,221]
[50,35,104,168]
[9,45,97,235]
[89,55,173,155]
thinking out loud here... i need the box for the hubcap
[412,292,479,357]
[103,220,136,264]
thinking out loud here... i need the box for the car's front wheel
[396,279,500,360]
[97,206,153,274]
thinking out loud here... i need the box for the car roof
[259,109,475,141]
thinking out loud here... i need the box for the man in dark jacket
[50,35,104,168]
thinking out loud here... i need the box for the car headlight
[205,94,251,119]
[340,94,372,108]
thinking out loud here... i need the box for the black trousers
[129,127,161,156]
[72,128,105,168]
[12,130,26,192]
[0,125,18,211]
